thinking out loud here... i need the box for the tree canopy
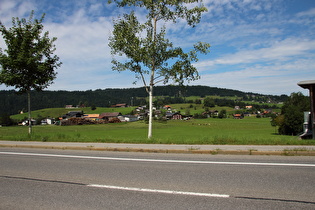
[0,11,61,93]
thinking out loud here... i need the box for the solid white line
[87,184,230,198]
[1,151,315,167]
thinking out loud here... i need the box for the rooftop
[297,80,315,89]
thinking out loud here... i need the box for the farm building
[20,119,36,126]
[61,111,84,119]
[233,114,244,119]
[83,114,100,121]
[166,112,183,120]
[99,112,122,121]
[41,118,55,125]
[118,115,139,122]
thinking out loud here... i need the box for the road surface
[0,148,314,209]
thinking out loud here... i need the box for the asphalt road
[1,148,315,209]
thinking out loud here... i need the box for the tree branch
[139,70,149,93]
[154,78,167,85]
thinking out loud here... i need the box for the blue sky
[0,0,314,95]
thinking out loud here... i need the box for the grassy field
[1,117,314,145]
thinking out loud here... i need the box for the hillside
[1,85,288,115]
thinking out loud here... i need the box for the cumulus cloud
[196,38,315,68]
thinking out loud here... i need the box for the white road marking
[1,151,315,167]
[87,184,230,198]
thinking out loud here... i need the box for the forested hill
[1,85,288,115]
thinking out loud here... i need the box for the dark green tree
[0,113,15,126]
[91,104,97,110]
[108,0,210,139]
[271,114,284,134]
[195,99,202,104]
[277,92,309,136]
[204,97,215,108]
[218,109,226,119]
[0,11,62,134]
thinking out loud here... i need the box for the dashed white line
[87,184,230,198]
[1,151,315,167]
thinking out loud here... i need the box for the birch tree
[108,0,210,138]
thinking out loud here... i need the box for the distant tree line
[203,97,279,110]
[1,85,288,116]
[154,96,280,111]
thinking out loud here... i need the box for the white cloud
[196,38,315,68]
[296,8,315,17]
[47,17,112,61]
[0,0,36,24]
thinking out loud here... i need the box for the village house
[233,114,244,119]
[61,111,84,119]
[172,112,183,120]
[154,110,162,117]
[99,112,122,121]
[41,118,55,125]
[209,110,219,117]
[20,119,36,126]
[118,115,139,122]
[65,105,75,109]
[166,112,173,119]
[263,109,273,114]
[166,112,183,120]
[163,105,172,111]
[83,114,100,121]
[243,112,251,117]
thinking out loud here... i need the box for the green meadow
[1,117,314,145]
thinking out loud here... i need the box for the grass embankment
[1,117,314,145]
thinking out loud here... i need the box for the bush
[193,113,207,119]
[0,114,15,126]
[91,104,96,110]
[218,109,226,119]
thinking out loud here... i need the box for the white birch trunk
[27,91,32,135]
[148,84,153,139]
[147,16,157,139]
